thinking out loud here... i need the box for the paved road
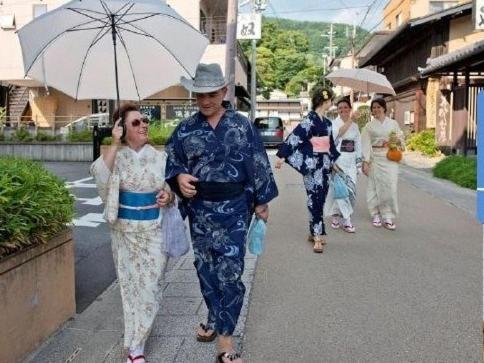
[243,162,481,362]
[43,162,115,313]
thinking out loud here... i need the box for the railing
[0,114,109,137]
[200,17,227,44]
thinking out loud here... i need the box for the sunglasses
[130,117,149,127]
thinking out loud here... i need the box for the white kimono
[361,117,404,219]
[324,117,362,220]
[90,144,168,350]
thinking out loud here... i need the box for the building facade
[0,0,250,128]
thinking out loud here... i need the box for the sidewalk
[25,250,258,363]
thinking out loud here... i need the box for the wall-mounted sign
[165,104,198,120]
[140,105,161,121]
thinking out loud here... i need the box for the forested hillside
[240,17,369,98]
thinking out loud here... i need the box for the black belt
[340,139,355,152]
[195,181,245,201]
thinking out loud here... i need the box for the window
[33,4,48,18]
[429,1,458,13]
[0,15,15,30]
[404,110,414,125]
[396,13,402,26]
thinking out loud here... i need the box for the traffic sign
[474,0,484,30]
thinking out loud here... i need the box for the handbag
[248,215,266,256]
[333,173,349,199]
[161,204,190,257]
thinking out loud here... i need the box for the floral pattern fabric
[90,145,169,349]
[164,103,278,335]
[361,117,404,219]
[277,111,340,236]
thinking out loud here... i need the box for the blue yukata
[165,102,278,336]
[277,111,339,237]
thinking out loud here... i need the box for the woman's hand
[362,161,370,176]
[156,189,174,207]
[255,204,269,222]
[112,119,123,146]
[177,173,198,198]
[275,157,284,169]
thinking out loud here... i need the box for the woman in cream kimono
[324,98,362,233]
[361,98,405,230]
[90,103,174,363]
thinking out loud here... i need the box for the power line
[265,5,369,16]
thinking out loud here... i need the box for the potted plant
[0,157,75,363]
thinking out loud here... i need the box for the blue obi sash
[118,191,160,220]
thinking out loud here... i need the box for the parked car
[254,116,284,147]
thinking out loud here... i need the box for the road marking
[72,212,106,227]
[76,196,103,205]
[66,177,97,189]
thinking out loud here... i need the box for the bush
[67,129,92,142]
[356,105,370,130]
[11,127,33,142]
[101,122,175,145]
[433,156,476,189]
[35,132,61,142]
[406,129,439,156]
[0,157,75,258]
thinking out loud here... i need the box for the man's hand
[177,173,199,198]
[255,203,269,222]
[275,157,284,169]
[156,189,173,207]
[362,161,370,176]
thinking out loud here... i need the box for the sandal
[342,224,355,233]
[372,215,382,228]
[383,219,396,231]
[127,354,145,363]
[196,323,217,342]
[330,218,340,229]
[217,351,242,363]
[313,236,325,253]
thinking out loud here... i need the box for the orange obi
[310,136,330,153]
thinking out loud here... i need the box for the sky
[239,0,388,32]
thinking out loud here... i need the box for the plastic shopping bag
[248,215,266,256]
[161,204,190,257]
[333,173,349,199]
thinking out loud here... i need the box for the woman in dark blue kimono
[275,86,340,253]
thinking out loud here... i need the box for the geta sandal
[217,351,241,362]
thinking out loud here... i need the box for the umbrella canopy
[326,68,396,96]
[17,0,209,101]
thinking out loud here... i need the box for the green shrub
[11,127,33,142]
[356,105,370,130]
[101,122,175,145]
[406,129,439,156]
[433,156,476,189]
[0,133,5,142]
[67,129,92,142]
[0,157,75,258]
[35,132,61,142]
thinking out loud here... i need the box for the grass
[432,155,477,189]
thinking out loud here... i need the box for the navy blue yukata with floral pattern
[277,111,340,237]
[165,103,278,335]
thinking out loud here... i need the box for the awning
[419,39,484,76]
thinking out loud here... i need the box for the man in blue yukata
[165,63,278,363]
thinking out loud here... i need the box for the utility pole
[322,24,337,62]
[250,0,266,121]
[350,21,356,105]
[225,0,238,106]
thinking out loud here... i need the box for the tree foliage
[240,17,370,99]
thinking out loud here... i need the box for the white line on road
[72,213,106,227]
[76,196,103,206]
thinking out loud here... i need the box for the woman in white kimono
[361,98,405,230]
[324,98,362,233]
[90,103,175,363]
